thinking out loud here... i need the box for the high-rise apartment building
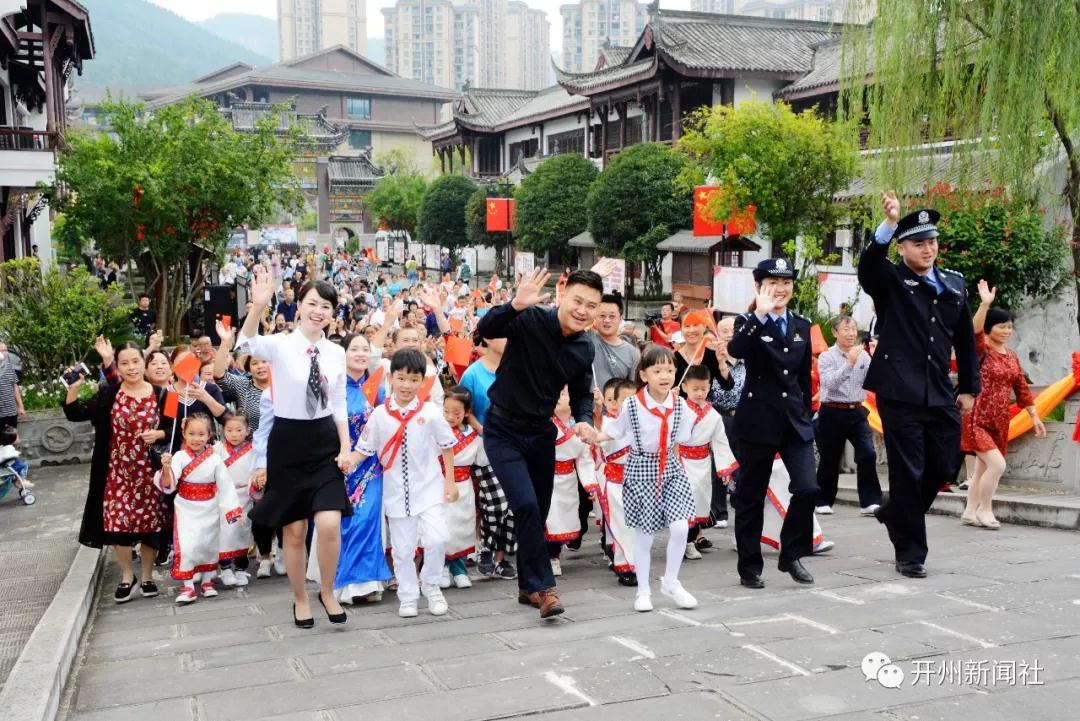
[279,0,368,61]
[384,0,551,90]
[736,0,854,23]
[559,1,649,73]
[690,0,735,13]
[505,1,550,90]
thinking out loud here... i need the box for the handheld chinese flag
[449,316,464,334]
[418,375,436,403]
[220,315,232,330]
[486,198,510,232]
[162,391,179,419]
[810,325,828,355]
[693,186,725,237]
[444,335,473,369]
[361,366,385,407]
[173,352,201,384]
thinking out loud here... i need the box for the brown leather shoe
[517,590,540,608]
[537,588,564,619]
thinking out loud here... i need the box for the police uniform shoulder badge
[904,279,920,287]
[760,335,774,343]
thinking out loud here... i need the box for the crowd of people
[47,190,1049,626]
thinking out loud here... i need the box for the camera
[643,313,662,328]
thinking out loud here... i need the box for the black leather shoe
[319,592,347,624]
[739,575,765,589]
[293,603,314,629]
[896,561,927,578]
[778,558,814,584]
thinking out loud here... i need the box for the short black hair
[683,364,712,384]
[661,302,674,311]
[603,377,635,397]
[444,385,472,411]
[599,294,623,313]
[390,348,427,376]
[298,280,338,308]
[564,270,604,296]
[635,344,677,388]
[221,411,248,427]
[115,341,144,363]
[0,425,17,446]
[138,293,150,300]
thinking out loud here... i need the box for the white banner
[376,238,389,262]
[818,271,873,328]
[712,266,756,315]
[425,244,442,270]
[256,225,297,246]
[393,241,406,265]
[514,250,535,276]
[598,256,625,296]
[459,247,478,275]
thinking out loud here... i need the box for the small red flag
[693,186,725,237]
[162,391,179,419]
[444,335,473,369]
[418,375,436,403]
[362,366,384,407]
[448,316,464,334]
[810,325,829,356]
[486,198,510,232]
[173,352,201,384]
[220,315,232,330]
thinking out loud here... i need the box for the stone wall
[17,409,95,467]
[1002,397,1080,493]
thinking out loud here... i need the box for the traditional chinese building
[0,0,94,263]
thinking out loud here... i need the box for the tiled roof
[223,102,348,145]
[416,119,459,141]
[328,155,384,186]
[499,86,589,126]
[555,58,658,93]
[599,44,634,67]
[656,229,761,253]
[444,86,588,133]
[567,230,595,248]
[777,39,846,97]
[836,150,989,200]
[653,11,839,75]
[456,88,537,129]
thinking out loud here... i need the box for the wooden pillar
[617,102,627,148]
[458,141,466,172]
[40,4,55,132]
[649,94,659,142]
[439,148,446,175]
[583,111,590,158]
[599,106,609,165]
[671,82,682,142]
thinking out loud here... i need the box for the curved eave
[553,58,660,97]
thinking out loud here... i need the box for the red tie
[379,401,419,469]
[637,388,673,484]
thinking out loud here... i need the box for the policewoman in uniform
[858,192,979,579]
[727,258,818,589]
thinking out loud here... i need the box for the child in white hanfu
[598,378,637,587]
[545,386,597,578]
[214,413,256,587]
[158,414,244,604]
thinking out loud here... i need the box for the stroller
[0,446,34,506]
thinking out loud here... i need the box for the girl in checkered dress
[595,345,698,612]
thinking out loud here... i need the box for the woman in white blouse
[239,269,355,628]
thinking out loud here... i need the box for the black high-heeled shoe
[319,592,347,624]
[293,603,314,629]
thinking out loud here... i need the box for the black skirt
[250,416,352,527]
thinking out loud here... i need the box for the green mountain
[78,0,272,86]
[198,13,279,61]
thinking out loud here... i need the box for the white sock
[634,531,654,592]
[664,520,690,585]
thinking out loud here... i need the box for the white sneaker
[257,559,272,578]
[421,584,449,616]
[684,543,703,560]
[398,600,418,618]
[440,566,452,589]
[175,586,197,604]
[550,558,562,576]
[813,540,836,554]
[452,573,472,589]
[233,570,250,587]
[660,578,698,609]
[219,568,237,587]
[861,504,881,516]
[815,505,834,515]
[634,593,653,612]
[273,554,286,576]
[713,519,728,529]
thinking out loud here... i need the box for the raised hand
[977,279,997,306]
[215,319,235,349]
[510,267,552,311]
[755,285,778,317]
[94,335,114,367]
[589,258,619,279]
[881,190,900,224]
[147,329,163,353]
[416,286,441,310]
[250,267,275,307]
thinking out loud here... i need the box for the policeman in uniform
[728,257,818,588]
[858,192,979,578]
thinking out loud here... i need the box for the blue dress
[334,373,392,599]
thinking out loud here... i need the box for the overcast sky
[148,0,694,53]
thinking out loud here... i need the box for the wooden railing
[0,127,59,152]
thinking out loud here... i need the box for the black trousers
[483,411,557,593]
[876,399,962,565]
[815,406,882,508]
[733,424,817,579]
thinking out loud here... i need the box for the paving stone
[641,647,797,690]
[190,628,388,669]
[69,697,193,721]
[300,633,507,677]
[425,636,631,688]
[74,653,181,687]
[87,628,271,663]
[497,611,687,649]
[88,622,177,648]
[756,628,942,673]
[529,690,754,720]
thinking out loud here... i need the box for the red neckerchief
[379,398,421,469]
[552,414,574,445]
[637,388,674,482]
[686,399,712,427]
[223,441,252,468]
[179,445,214,482]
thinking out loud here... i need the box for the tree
[514,153,598,256]
[51,98,302,340]
[587,143,690,297]
[417,174,477,258]
[465,183,514,277]
[841,0,1080,329]
[366,172,427,246]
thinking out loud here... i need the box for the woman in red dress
[960,280,1045,529]
[64,343,172,603]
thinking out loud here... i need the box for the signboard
[514,250,535,276]
[425,244,442,270]
[712,266,756,315]
[818,272,873,327]
[257,225,298,246]
[393,241,406,265]
[376,238,389,262]
[598,256,625,295]
[459,247,478,277]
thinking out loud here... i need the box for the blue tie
[776,316,787,337]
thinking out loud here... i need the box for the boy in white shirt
[354,348,459,618]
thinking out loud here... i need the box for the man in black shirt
[131,294,156,341]
[478,267,603,619]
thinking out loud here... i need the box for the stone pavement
[56,503,1080,721]
[0,463,87,695]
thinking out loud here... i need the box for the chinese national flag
[162,391,179,419]
[727,204,757,236]
[508,198,516,231]
[486,198,510,232]
[693,186,725,237]
[173,352,201,384]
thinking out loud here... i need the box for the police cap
[752,257,798,283]
[895,208,941,242]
